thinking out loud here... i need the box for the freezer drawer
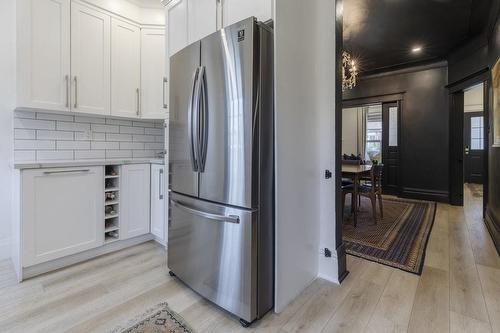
[168,192,257,321]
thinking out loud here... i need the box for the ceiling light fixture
[411,46,422,53]
[342,51,358,91]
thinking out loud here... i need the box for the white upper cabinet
[166,0,188,57]
[71,2,111,115]
[111,18,141,118]
[141,28,167,119]
[222,0,272,27]
[188,0,217,43]
[17,0,71,111]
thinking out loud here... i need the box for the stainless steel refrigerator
[168,17,274,326]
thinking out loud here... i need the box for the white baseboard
[0,237,10,260]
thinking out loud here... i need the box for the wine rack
[104,165,120,243]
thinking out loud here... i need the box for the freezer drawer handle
[171,199,240,224]
[43,169,90,175]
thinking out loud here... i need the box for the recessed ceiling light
[411,46,423,53]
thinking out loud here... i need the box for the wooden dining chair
[341,159,360,186]
[358,164,384,224]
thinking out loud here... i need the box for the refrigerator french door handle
[198,66,209,172]
[171,199,240,224]
[188,68,200,172]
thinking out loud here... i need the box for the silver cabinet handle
[73,76,78,109]
[162,77,168,109]
[65,75,70,108]
[136,88,140,116]
[188,68,200,172]
[159,169,164,200]
[43,169,90,175]
[171,199,240,224]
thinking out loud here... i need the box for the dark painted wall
[448,7,500,253]
[343,65,450,202]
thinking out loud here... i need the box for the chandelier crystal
[342,51,358,91]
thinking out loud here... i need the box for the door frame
[448,70,490,212]
[381,100,402,196]
[464,111,486,184]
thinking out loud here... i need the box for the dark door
[382,101,401,195]
[464,112,485,184]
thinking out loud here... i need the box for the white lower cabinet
[22,167,104,266]
[150,164,166,245]
[121,164,151,239]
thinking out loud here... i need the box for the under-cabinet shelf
[105,200,119,206]
[105,213,119,219]
[105,187,119,192]
[105,175,119,179]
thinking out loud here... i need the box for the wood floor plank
[407,266,449,333]
[450,311,492,333]
[366,269,419,332]
[476,264,500,333]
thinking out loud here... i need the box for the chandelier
[342,51,358,91]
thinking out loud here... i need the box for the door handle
[171,199,240,224]
[136,88,141,116]
[162,77,168,109]
[159,169,164,200]
[188,68,200,172]
[73,76,78,109]
[198,66,208,172]
[44,169,90,175]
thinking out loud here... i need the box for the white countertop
[14,158,165,169]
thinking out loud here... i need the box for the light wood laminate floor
[0,184,499,333]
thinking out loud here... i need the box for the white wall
[274,0,337,313]
[0,0,16,260]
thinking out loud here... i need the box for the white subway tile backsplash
[37,150,74,161]
[14,129,36,140]
[37,113,74,122]
[74,150,106,160]
[91,124,119,133]
[145,127,163,135]
[106,133,133,142]
[120,126,144,135]
[145,142,164,150]
[57,141,91,150]
[57,121,90,132]
[74,116,106,124]
[15,140,55,150]
[14,111,165,162]
[14,151,36,161]
[133,135,156,142]
[120,142,145,150]
[37,130,74,140]
[106,150,132,159]
[15,118,55,130]
[91,141,120,150]
[106,118,133,126]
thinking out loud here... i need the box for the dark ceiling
[343,0,494,74]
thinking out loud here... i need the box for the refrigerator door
[168,192,257,322]
[198,18,257,209]
[169,41,201,198]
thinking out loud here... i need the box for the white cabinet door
[150,164,166,245]
[22,167,104,266]
[166,0,188,57]
[188,0,217,44]
[222,0,272,27]
[71,2,111,115]
[17,0,71,111]
[141,28,166,120]
[121,164,151,240]
[111,18,141,118]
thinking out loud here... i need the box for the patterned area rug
[343,196,436,274]
[112,303,193,333]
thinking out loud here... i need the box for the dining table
[341,164,372,227]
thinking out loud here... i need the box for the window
[366,105,382,161]
[470,116,484,150]
[389,106,398,146]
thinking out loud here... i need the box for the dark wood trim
[483,80,490,217]
[447,68,490,92]
[335,0,347,283]
[485,209,500,255]
[400,187,450,203]
[449,91,465,205]
[343,93,405,108]
[360,59,447,79]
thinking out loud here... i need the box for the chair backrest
[371,164,383,190]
